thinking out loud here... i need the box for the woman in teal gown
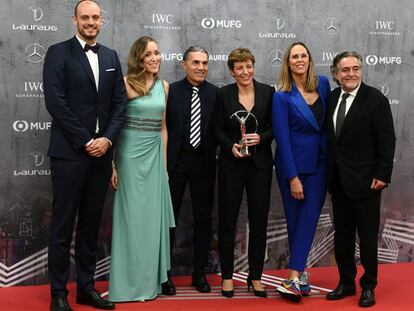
[108,36,175,302]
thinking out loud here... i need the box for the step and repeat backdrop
[0,0,413,286]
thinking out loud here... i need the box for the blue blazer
[43,36,127,160]
[272,75,330,179]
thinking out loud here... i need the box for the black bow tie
[84,43,100,53]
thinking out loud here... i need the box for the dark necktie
[190,87,201,148]
[336,93,350,136]
[84,43,100,53]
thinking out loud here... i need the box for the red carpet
[1,263,412,310]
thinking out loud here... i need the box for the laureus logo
[31,151,44,167]
[13,152,50,176]
[28,6,43,22]
[273,17,285,30]
[377,83,390,96]
[12,6,57,32]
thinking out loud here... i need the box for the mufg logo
[12,120,51,132]
[201,18,242,29]
[366,55,402,65]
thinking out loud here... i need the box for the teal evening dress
[108,79,175,302]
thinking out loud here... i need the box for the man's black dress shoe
[359,289,375,307]
[161,277,176,295]
[192,273,211,293]
[50,297,73,311]
[76,289,115,310]
[326,283,356,300]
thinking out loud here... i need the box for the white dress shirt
[333,84,361,132]
[75,35,102,142]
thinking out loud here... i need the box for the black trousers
[218,158,272,280]
[168,150,215,273]
[331,169,381,290]
[48,155,112,297]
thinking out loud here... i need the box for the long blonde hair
[126,36,159,96]
[277,42,318,92]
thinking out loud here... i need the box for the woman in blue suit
[272,42,330,302]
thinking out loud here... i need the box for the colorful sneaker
[276,278,302,302]
[299,272,312,296]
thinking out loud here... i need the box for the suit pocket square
[105,68,115,72]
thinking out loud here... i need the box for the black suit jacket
[326,82,396,199]
[43,36,127,160]
[166,78,218,173]
[215,80,274,169]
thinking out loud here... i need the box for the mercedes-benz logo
[13,120,29,132]
[272,17,285,30]
[28,6,43,22]
[324,18,340,35]
[101,9,110,28]
[377,83,390,96]
[26,43,44,63]
[31,152,44,167]
[268,49,284,68]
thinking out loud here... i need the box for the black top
[214,80,274,170]
[309,97,323,127]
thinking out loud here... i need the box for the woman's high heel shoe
[247,277,267,298]
[221,279,234,298]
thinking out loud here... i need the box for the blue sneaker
[276,278,302,302]
[299,272,312,296]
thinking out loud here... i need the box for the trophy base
[239,140,249,156]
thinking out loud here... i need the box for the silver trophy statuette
[230,110,258,156]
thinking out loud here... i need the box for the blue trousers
[276,169,327,272]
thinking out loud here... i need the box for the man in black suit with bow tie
[43,1,126,310]
[326,51,395,307]
[163,47,218,294]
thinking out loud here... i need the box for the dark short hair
[331,51,363,84]
[227,47,255,70]
[183,46,209,61]
[74,0,99,16]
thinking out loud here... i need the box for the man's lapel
[200,85,211,135]
[97,47,106,93]
[339,83,366,137]
[71,37,97,91]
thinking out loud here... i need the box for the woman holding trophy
[272,42,330,302]
[214,48,274,298]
